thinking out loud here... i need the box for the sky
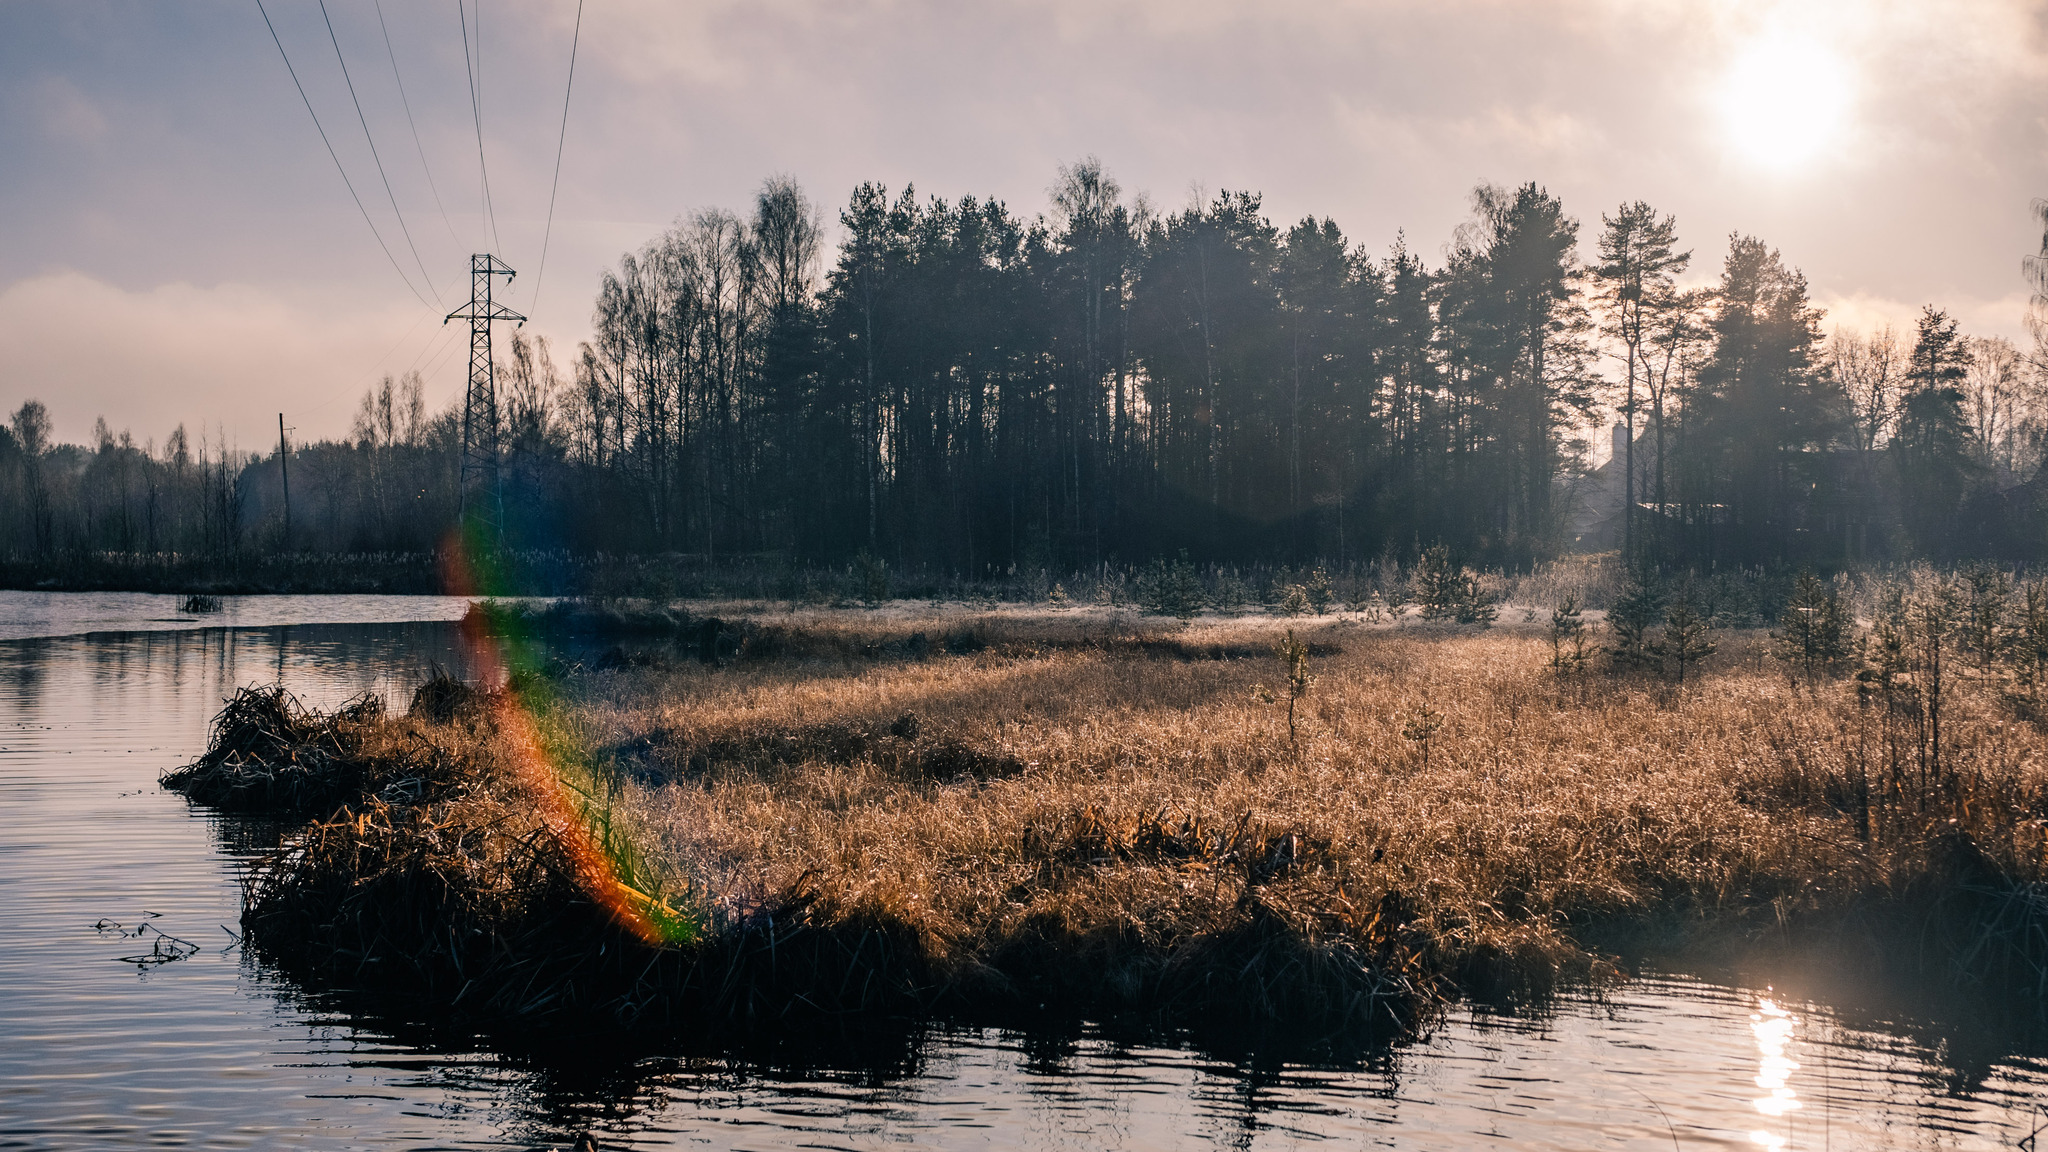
[2,0,2045,450]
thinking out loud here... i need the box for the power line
[418,313,473,387]
[418,323,469,382]
[318,0,441,307]
[531,0,585,316]
[413,320,468,378]
[457,0,503,255]
[254,0,431,309]
[374,0,462,249]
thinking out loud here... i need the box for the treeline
[6,165,2047,575]
[0,379,462,564]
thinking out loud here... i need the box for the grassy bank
[172,604,2048,1038]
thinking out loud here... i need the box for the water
[1,593,2044,1150]
[0,589,485,642]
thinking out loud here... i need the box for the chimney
[1612,422,1628,464]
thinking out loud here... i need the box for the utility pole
[277,413,292,553]
[444,254,524,540]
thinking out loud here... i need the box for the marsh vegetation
[166,574,2048,1040]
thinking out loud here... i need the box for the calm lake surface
[2,592,2045,1150]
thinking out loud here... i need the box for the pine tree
[1654,595,1716,684]
[1275,628,1315,747]
[1606,577,1665,671]
[1594,202,1689,559]
[1547,592,1592,676]
[1893,307,1982,558]
[2005,581,2048,714]
[1690,236,1833,563]
[1960,563,2011,672]
[1771,570,1851,687]
[1414,543,1495,625]
[1415,544,1465,621]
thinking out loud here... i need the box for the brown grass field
[194,604,2048,1037]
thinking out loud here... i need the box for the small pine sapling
[1401,704,1445,771]
[1771,570,1851,688]
[1856,585,1913,711]
[1278,584,1311,617]
[854,550,889,607]
[1962,563,2012,673]
[1605,578,1665,672]
[1306,567,1335,616]
[1454,579,1499,626]
[1415,544,1464,621]
[2004,581,2048,718]
[1275,628,1315,746]
[1141,551,1207,620]
[1547,593,1592,676]
[1416,543,1496,626]
[1654,596,1716,684]
[1369,554,1412,620]
[1909,575,1965,784]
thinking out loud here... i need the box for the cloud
[29,76,106,142]
[1,0,2044,444]
[1816,289,2036,346]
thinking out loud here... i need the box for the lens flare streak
[443,534,698,948]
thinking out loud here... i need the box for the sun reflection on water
[1749,996,1801,1149]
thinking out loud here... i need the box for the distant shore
[1,546,1646,617]
[0,552,446,595]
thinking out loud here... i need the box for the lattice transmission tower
[444,254,525,536]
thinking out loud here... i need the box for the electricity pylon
[444,254,524,539]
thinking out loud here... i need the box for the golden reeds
[200,608,2048,1034]
[160,685,386,812]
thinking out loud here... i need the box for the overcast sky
[3,0,2045,449]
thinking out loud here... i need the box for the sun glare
[1718,34,1855,172]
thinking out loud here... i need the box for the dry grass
[160,685,388,812]
[202,608,2048,1035]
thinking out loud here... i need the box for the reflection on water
[0,598,2045,1150]
[1750,998,1799,1149]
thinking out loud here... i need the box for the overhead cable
[457,0,503,255]
[374,0,462,249]
[318,0,442,306]
[531,0,585,316]
[253,0,432,309]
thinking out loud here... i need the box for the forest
[5,165,2048,581]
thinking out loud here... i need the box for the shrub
[1274,628,1315,745]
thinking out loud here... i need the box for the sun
[1718,33,1855,172]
